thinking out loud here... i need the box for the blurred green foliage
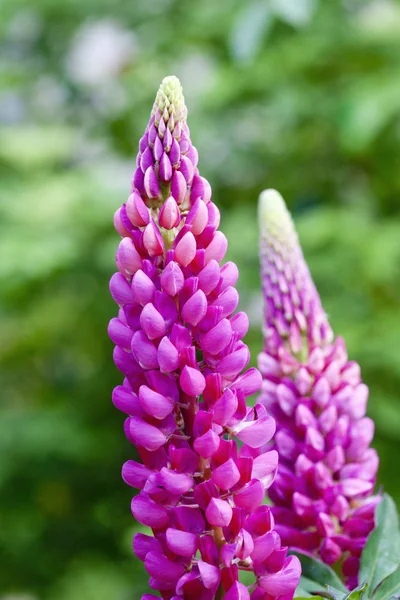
[1,0,400,597]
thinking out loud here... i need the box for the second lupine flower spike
[258,189,379,588]
[109,79,301,599]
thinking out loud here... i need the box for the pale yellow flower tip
[258,189,298,252]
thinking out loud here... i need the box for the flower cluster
[257,190,379,588]
[109,78,301,599]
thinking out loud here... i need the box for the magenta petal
[225,581,250,600]
[251,531,280,564]
[175,231,197,267]
[131,330,158,370]
[140,303,166,340]
[139,385,174,420]
[194,429,220,458]
[212,389,238,426]
[340,478,373,497]
[160,261,184,296]
[131,494,169,528]
[145,551,185,586]
[198,560,221,590]
[198,259,220,294]
[129,416,166,451]
[166,528,198,557]
[230,311,249,340]
[252,451,279,485]
[159,196,180,229]
[206,497,233,527]
[144,166,160,198]
[236,416,276,448]
[181,290,208,326]
[205,231,228,263]
[221,543,237,567]
[143,221,164,257]
[122,460,151,489]
[170,169,187,204]
[216,347,250,380]
[108,318,133,349]
[132,269,155,305]
[172,505,206,534]
[117,237,142,275]
[234,479,264,511]
[159,467,193,495]
[157,336,180,372]
[109,272,134,305]
[259,555,301,596]
[212,458,241,490]
[186,198,208,235]
[201,318,232,355]
[133,533,163,561]
[126,191,150,227]
[180,366,206,397]
[230,368,262,395]
[212,286,239,318]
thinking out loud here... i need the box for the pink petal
[206,498,232,526]
[201,318,232,355]
[166,528,198,557]
[174,231,197,267]
[131,494,169,528]
[109,272,133,305]
[140,303,166,340]
[193,428,220,458]
[212,458,241,490]
[160,261,184,297]
[157,336,180,372]
[133,533,163,560]
[234,479,264,511]
[181,290,208,326]
[129,416,166,451]
[131,330,158,370]
[132,269,155,305]
[180,366,206,397]
[159,467,193,495]
[145,551,185,586]
[236,416,276,448]
[198,560,221,590]
[138,385,174,420]
[205,231,228,263]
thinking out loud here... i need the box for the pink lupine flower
[109,78,301,599]
[257,189,379,587]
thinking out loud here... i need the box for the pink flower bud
[126,191,150,227]
[159,196,180,229]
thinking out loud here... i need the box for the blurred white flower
[355,0,400,33]
[66,20,137,86]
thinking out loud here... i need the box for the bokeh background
[1,0,400,598]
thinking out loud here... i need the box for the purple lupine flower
[257,189,379,588]
[109,78,301,599]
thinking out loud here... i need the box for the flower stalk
[258,189,379,588]
[109,79,301,599]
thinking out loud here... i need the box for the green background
[1,0,400,598]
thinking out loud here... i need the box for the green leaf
[290,551,347,593]
[372,567,400,600]
[344,582,368,600]
[359,494,400,594]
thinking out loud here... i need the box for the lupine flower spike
[109,79,301,599]
[258,189,379,588]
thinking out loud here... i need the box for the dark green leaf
[372,567,400,600]
[290,551,347,592]
[359,495,400,593]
